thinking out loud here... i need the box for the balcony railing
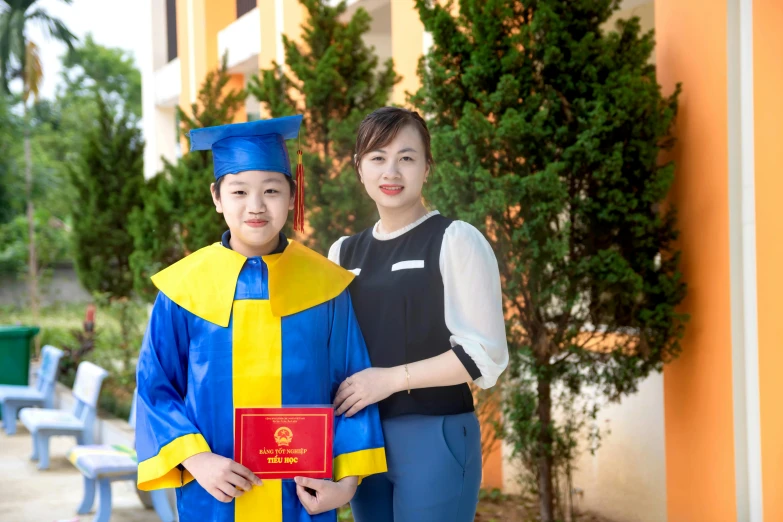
[155,58,182,107]
[218,6,261,72]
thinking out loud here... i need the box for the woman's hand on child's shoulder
[182,452,263,503]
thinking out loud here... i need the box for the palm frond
[21,38,40,102]
[26,8,77,49]
[17,1,39,12]
[0,7,26,90]
[11,7,25,69]
[1,0,76,93]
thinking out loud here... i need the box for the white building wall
[570,374,667,522]
[141,0,180,179]
[498,373,666,522]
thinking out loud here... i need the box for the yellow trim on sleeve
[333,447,388,483]
[137,433,211,491]
[182,469,196,487]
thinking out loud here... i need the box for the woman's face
[357,124,430,212]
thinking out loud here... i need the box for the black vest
[339,214,475,419]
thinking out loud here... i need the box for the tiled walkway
[0,423,160,522]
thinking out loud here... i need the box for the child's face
[357,124,430,212]
[211,170,294,256]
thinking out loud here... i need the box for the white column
[728,0,763,519]
[141,1,161,179]
[187,0,198,105]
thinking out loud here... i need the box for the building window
[166,0,178,62]
[236,0,257,18]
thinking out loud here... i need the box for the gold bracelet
[404,364,411,394]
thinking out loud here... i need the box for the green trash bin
[0,326,41,386]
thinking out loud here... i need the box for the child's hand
[182,452,263,502]
[294,476,359,515]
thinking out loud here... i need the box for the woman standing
[329,107,508,522]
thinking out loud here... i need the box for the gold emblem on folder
[274,426,293,446]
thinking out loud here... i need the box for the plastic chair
[67,390,175,522]
[19,361,109,470]
[0,345,64,435]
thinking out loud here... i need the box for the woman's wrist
[388,365,408,394]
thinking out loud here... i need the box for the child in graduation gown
[134,114,387,522]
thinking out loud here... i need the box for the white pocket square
[391,260,425,271]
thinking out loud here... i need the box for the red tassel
[293,150,305,233]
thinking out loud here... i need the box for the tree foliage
[0,93,21,224]
[60,34,142,119]
[0,36,144,280]
[69,95,144,298]
[248,0,399,253]
[129,58,246,299]
[412,1,686,519]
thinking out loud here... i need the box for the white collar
[372,211,440,241]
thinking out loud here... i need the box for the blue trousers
[350,412,482,522]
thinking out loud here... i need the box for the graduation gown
[135,239,387,522]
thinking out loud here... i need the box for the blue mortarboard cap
[189,115,303,179]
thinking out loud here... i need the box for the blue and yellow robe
[135,238,387,521]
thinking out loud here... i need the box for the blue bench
[66,390,175,522]
[19,361,109,470]
[0,345,64,435]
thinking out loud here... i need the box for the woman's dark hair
[212,174,296,200]
[354,107,434,179]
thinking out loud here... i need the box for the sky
[26,0,145,100]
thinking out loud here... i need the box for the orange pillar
[177,0,237,117]
[259,1,278,70]
[204,0,236,72]
[390,0,424,106]
[225,73,247,123]
[754,1,783,520]
[656,1,738,521]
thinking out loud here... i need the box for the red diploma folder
[234,407,334,480]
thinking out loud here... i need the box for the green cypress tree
[413,1,687,519]
[247,0,399,254]
[129,58,246,299]
[0,94,21,225]
[69,94,144,298]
